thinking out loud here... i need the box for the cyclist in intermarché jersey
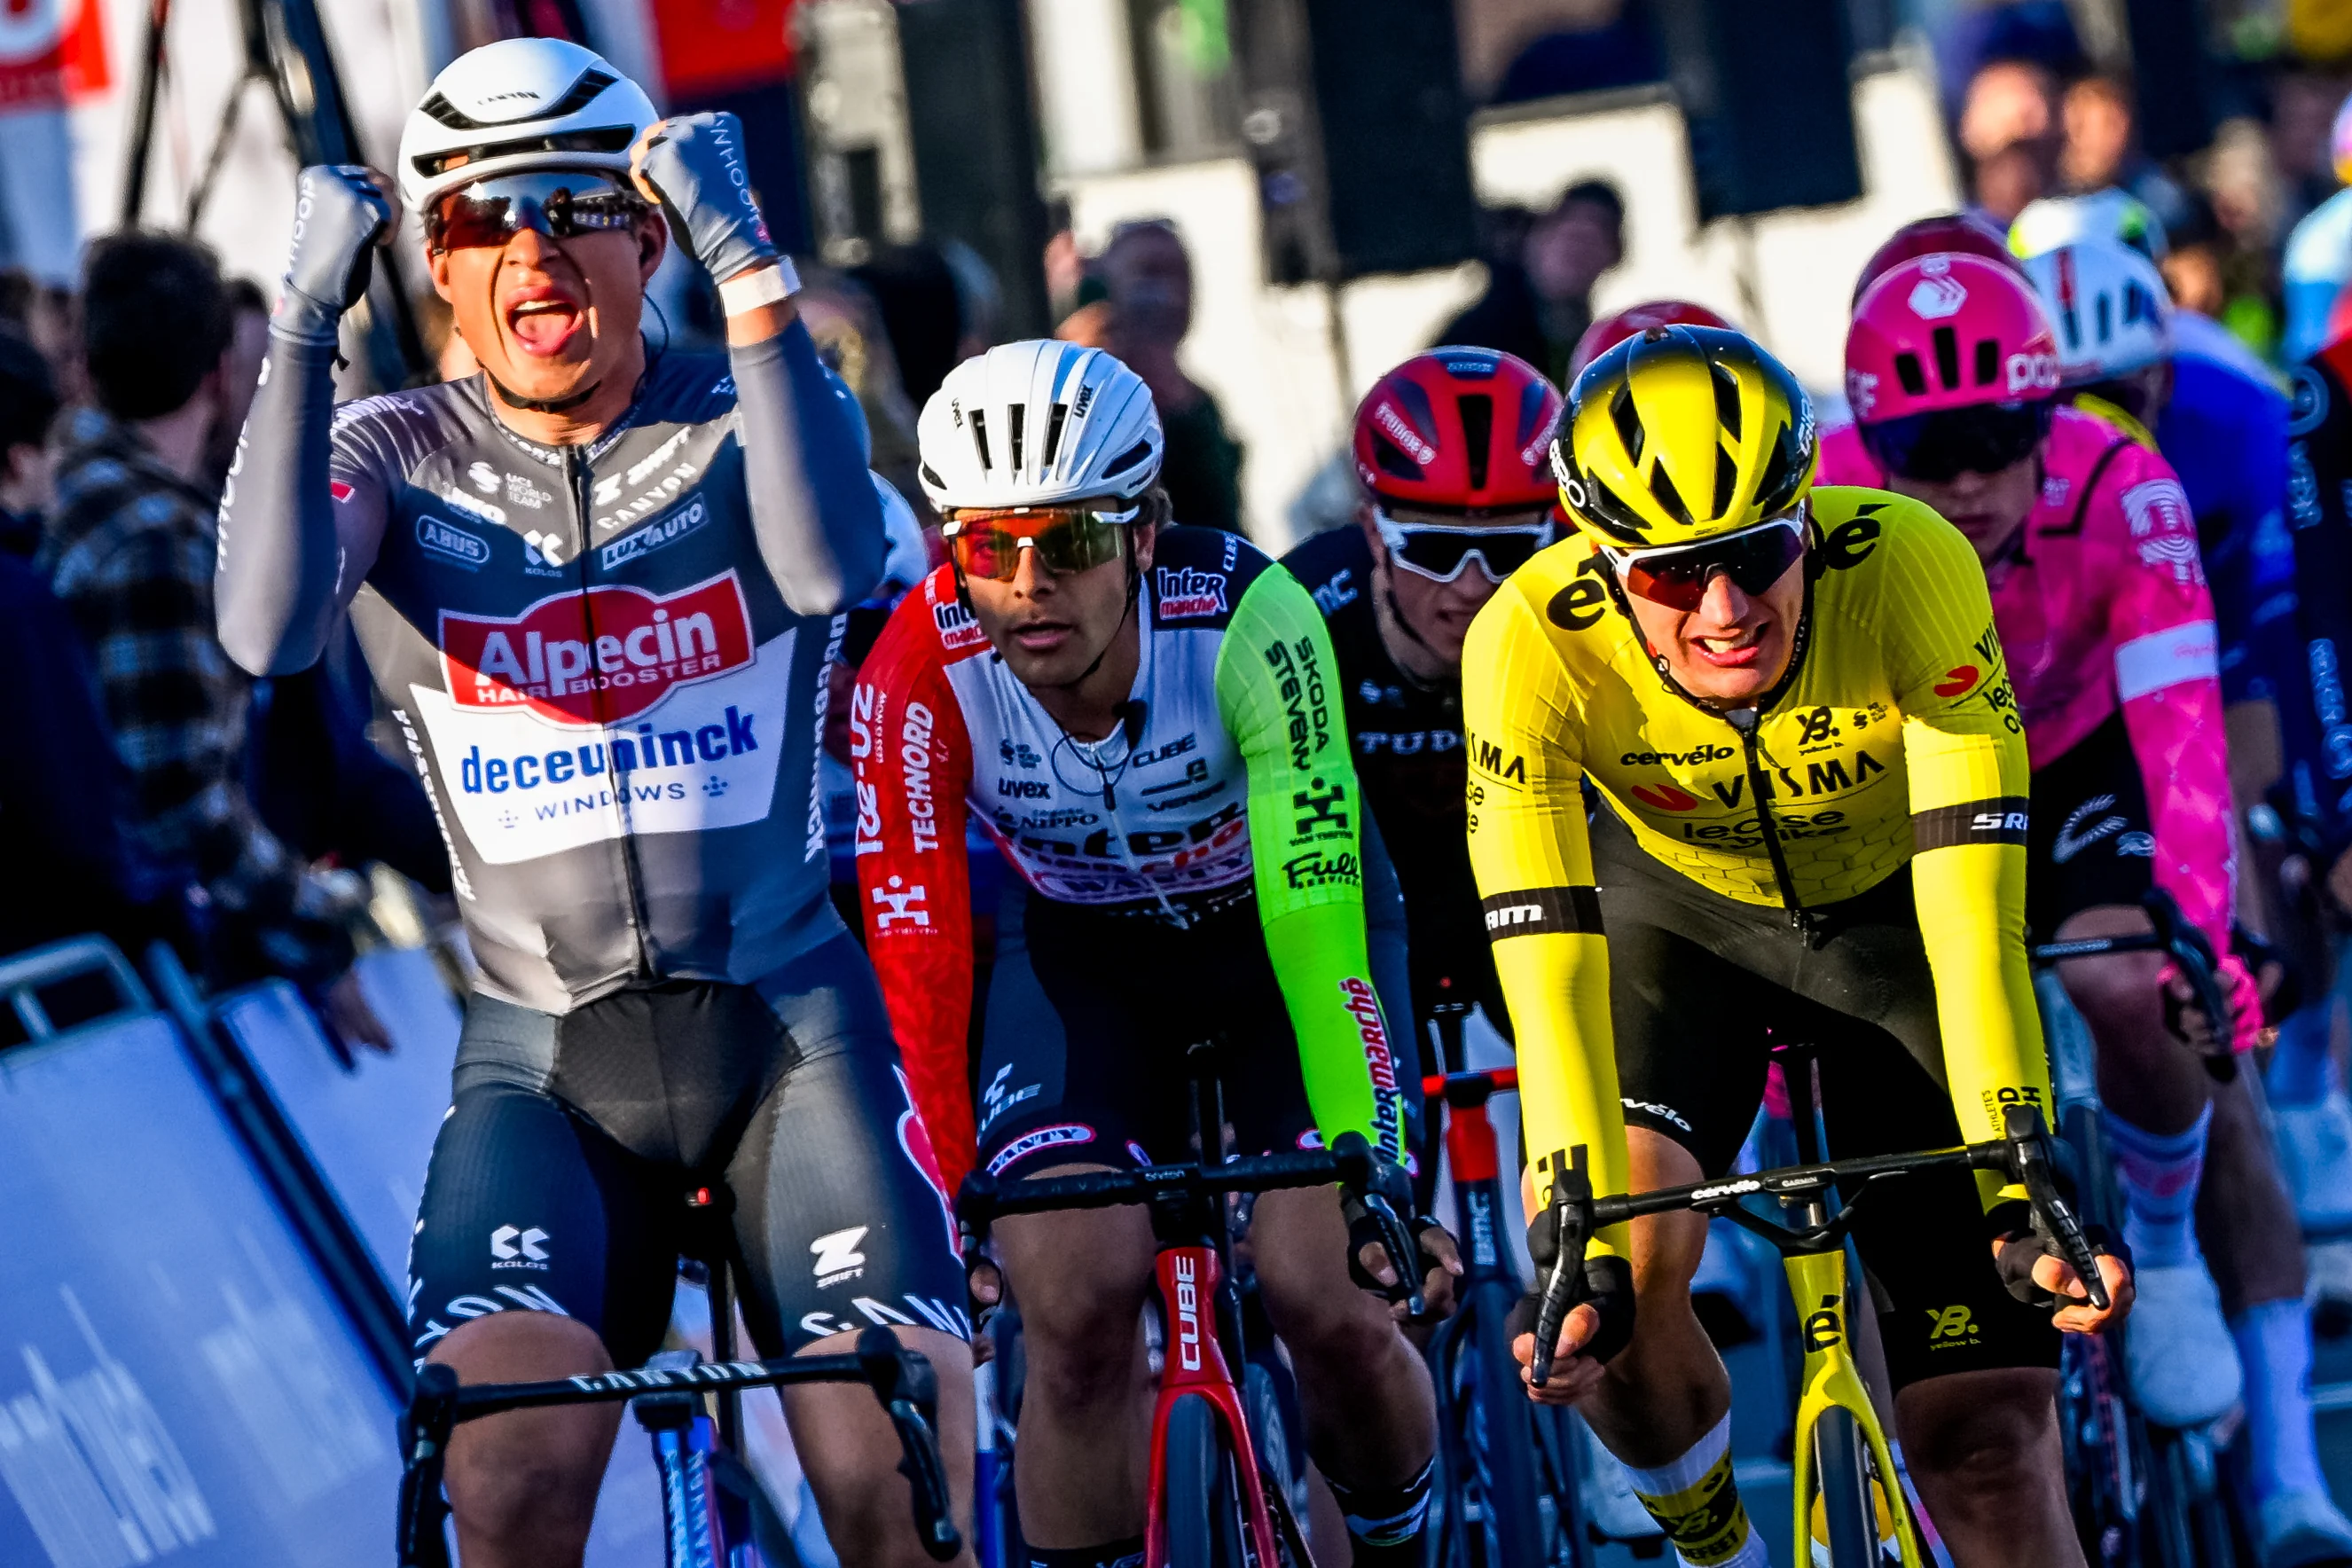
[214,39,973,1568]
[854,340,1457,1568]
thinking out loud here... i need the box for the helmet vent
[1373,434,1422,481]
[1711,365,1741,435]
[1711,443,1736,517]
[1893,352,1928,396]
[968,409,993,473]
[1757,420,1795,505]
[1515,380,1550,449]
[920,462,945,490]
[1102,440,1154,480]
[1609,384,1643,463]
[1044,403,1070,470]
[1007,403,1026,476]
[1458,394,1494,491]
[1649,463,1691,526]
[421,68,616,132]
[1974,338,1999,386]
[1932,325,1961,390]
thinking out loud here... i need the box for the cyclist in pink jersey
[1827,253,2272,1439]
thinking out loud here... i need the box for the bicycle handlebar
[395,1326,961,1565]
[2029,888,2237,1082]
[956,1131,1428,1315]
[1528,1103,2107,1386]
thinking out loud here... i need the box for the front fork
[1782,1249,1929,1568]
[1144,1244,1283,1568]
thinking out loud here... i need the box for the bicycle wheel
[1163,1392,1248,1568]
[1809,1407,1879,1568]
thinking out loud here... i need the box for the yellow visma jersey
[1461,488,2051,1246]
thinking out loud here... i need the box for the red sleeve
[853,576,981,1193]
[2094,444,2236,959]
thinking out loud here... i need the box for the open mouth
[502,281,586,357]
[1691,623,1766,670]
[1008,620,1073,655]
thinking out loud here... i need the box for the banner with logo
[0,0,109,112]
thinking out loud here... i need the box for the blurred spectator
[2162,194,2234,318]
[41,232,382,1042]
[796,266,930,522]
[939,238,1003,361]
[1957,59,2062,223]
[2060,75,2191,233]
[0,550,172,959]
[1488,1,1662,106]
[1937,1,2084,118]
[203,278,269,493]
[1101,218,1247,534]
[0,268,78,398]
[2201,116,2285,354]
[850,241,967,409]
[2270,69,2348,235]
[1045,198,1088,322]
[0,325,59,558]
[1438,178,1625,388]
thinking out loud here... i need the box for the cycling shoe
[2272,1094,2352,1235]
[2256,1488,2352,1568]
[2124,1263,2243,1429]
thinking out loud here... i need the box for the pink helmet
[1845,253,2060,427]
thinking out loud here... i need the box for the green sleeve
[1214,563,1407,1162]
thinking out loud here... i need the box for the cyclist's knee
[1260,1265,1406,1374]
[434,1313,618,1560]
[994,1208,1153,1403]
[2053,908,2167,1045]
[1897,1368,2059,1501]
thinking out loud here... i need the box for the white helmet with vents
[918,341,1164,512]
[2022,239,2174,380]
[396,38,658,214]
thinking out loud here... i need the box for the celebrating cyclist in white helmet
[854,338,1457,1568]
[216,38,976,1568]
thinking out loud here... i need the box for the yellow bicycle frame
[1783,1248,1931,1568]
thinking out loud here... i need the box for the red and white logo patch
[439,571,753,726]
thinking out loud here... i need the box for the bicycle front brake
[1999,1103,2110,1312]
[1332,1131,1427,1316]
[1528,1172,1595,1387]
[857,1327,963,1562]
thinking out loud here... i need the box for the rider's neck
[1029,612,1145,743]
[485,333,647,448]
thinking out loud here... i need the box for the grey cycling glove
[632,112,779,285]
[277,164,391,347]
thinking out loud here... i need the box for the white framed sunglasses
[1373,509,1558,584]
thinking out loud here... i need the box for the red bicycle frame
[1142,1243,1282,1568]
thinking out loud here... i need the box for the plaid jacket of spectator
[42,406,348,982]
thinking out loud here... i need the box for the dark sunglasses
[1373,511,1556,584]
[1857,400,2053,483]
[944,504,1138,581]
[427,171,647,252]
[1600,515,1807,610]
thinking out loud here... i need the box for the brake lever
[1530,1172,1595,1388]
[2002,1103,2110,1312]
[2141,889,2238,1083]
[858,1329,962,1562]
[1330,1132,1427,1315]
[1360,1189,1427,1317]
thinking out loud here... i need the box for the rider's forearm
[1260,904,1407,1164]
[2120,661,2237,959]
[1911,840,2050,1211]
[214,329,351,676]
[730,318,886,616]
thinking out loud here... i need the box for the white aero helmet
[918,341,1163,512]
[2023,239,2173,381]
[2010,188,2168,263]
[397,38,658,214]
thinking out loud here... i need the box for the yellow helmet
[1551,325,1817,550]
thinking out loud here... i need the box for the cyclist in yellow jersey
[1462,325,2133,1568]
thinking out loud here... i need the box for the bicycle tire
[1464,1280,1552,1568]
[1810,1406,1879,1568]
[1164,1392,1247,1568]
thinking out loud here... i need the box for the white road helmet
[2010,188,2169,262]
[396,38,658,215]
[2023,239,2173,381]
[918,341,1164,512]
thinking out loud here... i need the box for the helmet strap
[484,369,605,414]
